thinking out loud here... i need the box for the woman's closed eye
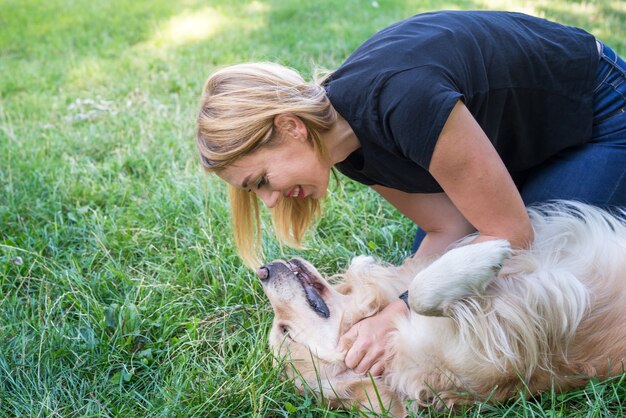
[256,176,268,189]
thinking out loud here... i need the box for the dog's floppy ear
[283,345,405,416]
[333,256,398,324]
[323,373,405,416]
[333,256,378,295]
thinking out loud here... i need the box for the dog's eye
[281,325,289,335]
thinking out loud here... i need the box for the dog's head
[258,257,404,414]
[258,258,348,371]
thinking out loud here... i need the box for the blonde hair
[197,62,337,267]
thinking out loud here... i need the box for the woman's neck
[323,115,361,165]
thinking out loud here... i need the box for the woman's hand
[337,299,409,376]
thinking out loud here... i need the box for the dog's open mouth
[286,259,330,319]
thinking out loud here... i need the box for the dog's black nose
[257,266,270,281]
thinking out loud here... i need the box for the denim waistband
[595,40,626,78]
[591,39,626,130]
[596,40,625,68]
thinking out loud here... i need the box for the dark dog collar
[399,290,410,309]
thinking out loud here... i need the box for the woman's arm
[372,186,476,257]
[377,100,533,252]
[428,100,533,249]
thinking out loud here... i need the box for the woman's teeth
[288,186,303,198]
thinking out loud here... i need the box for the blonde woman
[197,11,626,376]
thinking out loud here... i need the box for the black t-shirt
[324,11,599,193]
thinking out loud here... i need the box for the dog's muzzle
[257,260,330,318]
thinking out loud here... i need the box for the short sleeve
[378,67,463,169]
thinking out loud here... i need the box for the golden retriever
[258,201,626,415]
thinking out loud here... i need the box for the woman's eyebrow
[241,174,252,189]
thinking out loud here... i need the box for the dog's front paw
[449,239,513,284]
[408,240,512,316]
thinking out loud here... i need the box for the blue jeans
[413,41,626,252]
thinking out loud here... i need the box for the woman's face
[218,133,331,209]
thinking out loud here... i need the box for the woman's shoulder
[331,10,594,77]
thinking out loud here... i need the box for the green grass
[1,0,625,416]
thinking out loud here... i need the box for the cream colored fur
[260,201,626,415]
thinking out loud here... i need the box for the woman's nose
[257,189,280,208]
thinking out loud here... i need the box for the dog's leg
[408,240,512,316]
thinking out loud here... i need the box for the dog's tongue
[303,284,330,318]
[288,261,330,319]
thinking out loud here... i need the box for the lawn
[1,0,625,416]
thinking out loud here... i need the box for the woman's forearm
[413,227,474,258]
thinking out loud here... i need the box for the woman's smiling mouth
[286,186,306,198]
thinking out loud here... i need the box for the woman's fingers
[369,360,385,377]
[337,323,357,353]
[340,318,385,372]
[353,341,384,374]
[338,301,405,374]
[341,323,367,369]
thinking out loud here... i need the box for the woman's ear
[274,114,308,142]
